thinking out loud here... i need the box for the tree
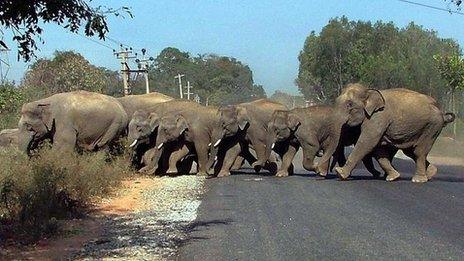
[0,81,25,129]
[21,51,110,99]
[0,1,131,61]
[434,54,464,136]
[270,90,306,109]
[297,17,460,104]
[142,47,266,105]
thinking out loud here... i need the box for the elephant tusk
[157,142,164,149]
[214,156,218,161]
[213,139,222,147]
[129,139,138,148]
[271,143,275,149]
[208,142,212,147]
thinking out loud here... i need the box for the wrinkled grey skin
[127,100,220,175]
[18,91,128,154]
[268,107,385,177]
[117,92,173,122]
[0,128,18,148]
[127,100,195,174]
[209,99,287,175]
[151,105,224,176]
[332,83,455,183]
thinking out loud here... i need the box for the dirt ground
[1,177,163,260]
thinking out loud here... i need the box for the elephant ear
[148,112,160,132]
[176,114,189,135]
[287,114,301,131]
[364,89,385,117]
[236,107,249,130]
[33,103,53,131]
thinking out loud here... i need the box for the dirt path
[3,175,205,260]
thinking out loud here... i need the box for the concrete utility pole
[115,46,135,96]
[0,44,10,83]
[175,74,185,99]
[184,81,194,100]
[135,48,154,94]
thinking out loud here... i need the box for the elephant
[0,128,18,148]
[268,107,386,177]
[128,100,228,175]
[156,113,256,178]
[117,92,173,121]
[18,91,128,154]
[209,99,287,175]
[329,83,455,183]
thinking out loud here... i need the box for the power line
[72,31,116,51]
[397,0,464,15]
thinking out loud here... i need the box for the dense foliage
[0,0,130,61]
[131,47,266,105]
[21,51,113,99]
[297,17,460,106]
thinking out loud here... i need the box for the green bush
[0,147,132,243]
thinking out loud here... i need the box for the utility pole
[114,46,135,96]
[184,81,193,100]
[175,74,185,99]
[0,43,10,83]
[135,48,154,94]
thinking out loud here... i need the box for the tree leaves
[0,1,130,61]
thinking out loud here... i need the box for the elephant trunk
[18,130,34,154]
[206,143,218,172]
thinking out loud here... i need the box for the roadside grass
[0,147,134,245]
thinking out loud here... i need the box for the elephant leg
[239,142,257,165]
[94,121,122,150]
[217,143,241,177]
[167,145,190,174]
[139,148,161,175]
[250,141,268,172]
[276,143,299,177]
[362,152,382,178]
[301,145,318,173]
[177,155,195,175]
[330,144,345,171]
[373,147,400,181]
[334,125,384,180]
[263,153,278,174]
[53,128,76,153]
[231,155,245,170]
[194,140,210,176]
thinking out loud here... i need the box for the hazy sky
[4,0,464,95]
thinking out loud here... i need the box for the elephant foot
[275,170,289,177]
[217,170,231,178]
[314,165,327,177]
[385,170,400,182]
[264,162,278,174]
[426,164,438,180]
[197,171,209,176]
[166,168,177,175]
[252,161,263,173]
[412,175,428,183]
[334,167,350,180]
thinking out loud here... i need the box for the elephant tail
[443,112,455,125]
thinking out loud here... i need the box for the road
[178,154,464,260]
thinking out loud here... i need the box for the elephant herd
[0,83,455,183]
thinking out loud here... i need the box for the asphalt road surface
[178,153,464,260]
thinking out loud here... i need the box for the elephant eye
[346,101,353,109]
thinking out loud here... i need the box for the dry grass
[0,147,133,244]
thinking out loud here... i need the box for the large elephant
[330,83,454,183]
[117,92,173,121]
[268,107,385,177]
[209,99,287,175]
[155,113,254,178]
[145,105,224,176]
[18,91,128,154]
[127,100,214,175]
[0,128,18,148]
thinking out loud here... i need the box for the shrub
[0,147,132,243]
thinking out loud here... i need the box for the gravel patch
[73,175,205,260]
